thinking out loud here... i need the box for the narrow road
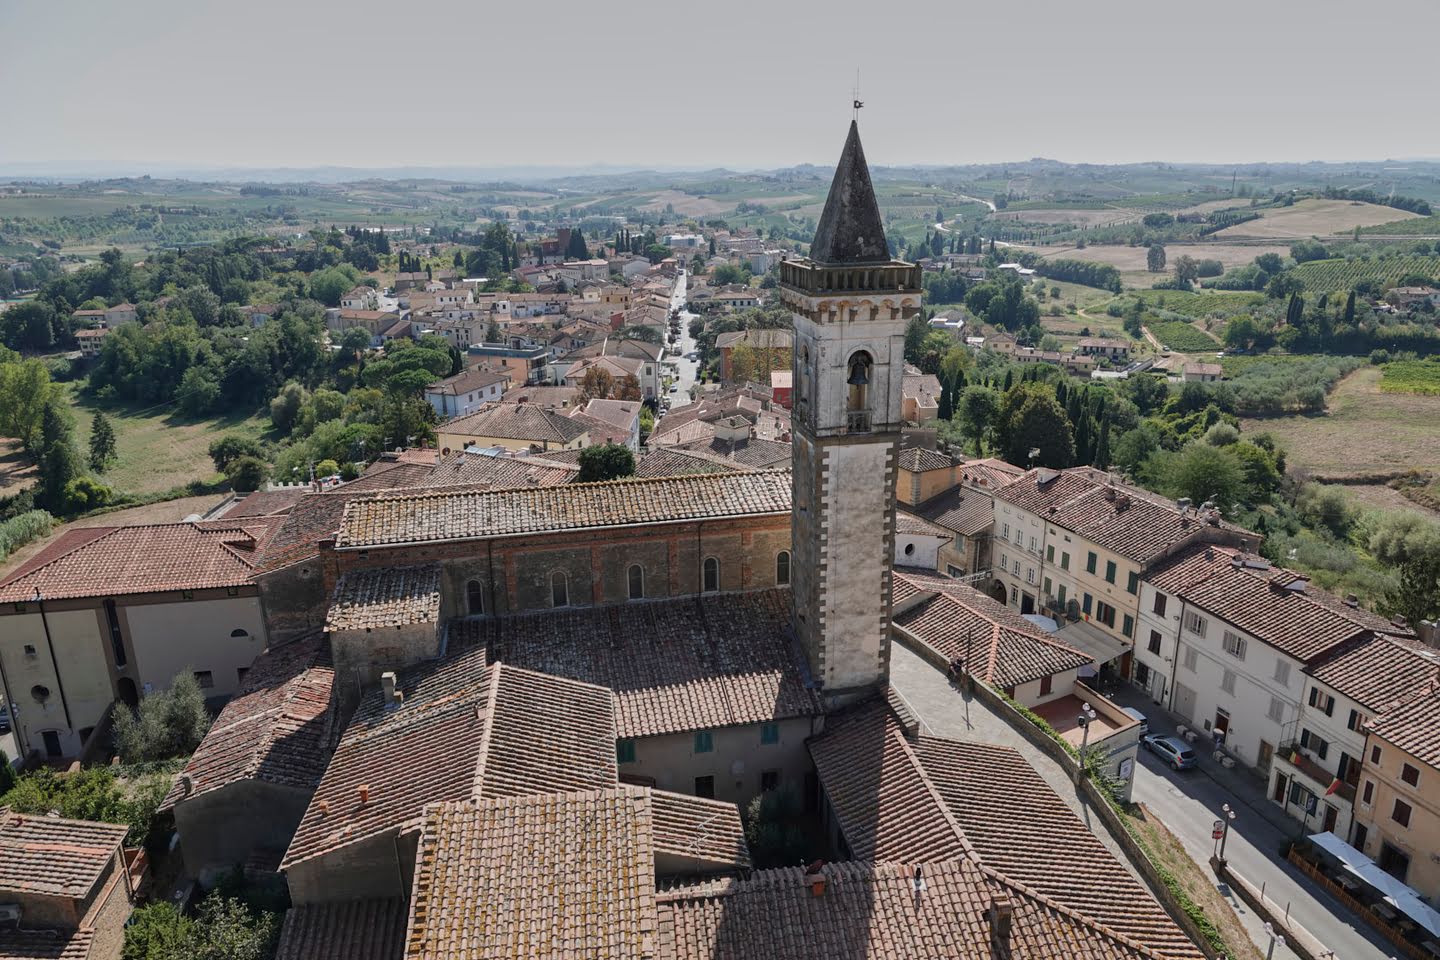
[668,270,698,409]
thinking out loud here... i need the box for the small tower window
[776,551,791,586]
[466,579,485,615]
[627,564,644,600]
[703,557,720,593]
[551,571,569,608]
[846,351,873,431]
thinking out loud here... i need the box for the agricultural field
[1126,289,1263,318]
[1379,359,1440,396]
[1010,242,1291,288]
[1288,255,1440,291]
[1240,366,1440,478]
[993,207,1133,227]
[1145,319,1219,352]
[1213,199,1418,238]
[1358,214,1440,236]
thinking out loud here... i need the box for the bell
[847,364,869,386]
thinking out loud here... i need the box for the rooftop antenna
[852,69,863,120]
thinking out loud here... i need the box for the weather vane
[852,69,863,118]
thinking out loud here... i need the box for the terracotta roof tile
[0,521,273,602]
[649,790,750,870]
[1367,683,1440,766]
[1307,633,1440,713]
[274,898,408,960]
[441,402,589,445]
[806,700,971,862]
[0,811,127,898]
[487,590,821,738]
[406,788,657,960]
[161,635,334,812]
[282,644,618,871]
[897,448,954,473]
[335,471,791,549]
[916,488,995,538]
[0,928,95,960]
[671,436,791,469]
[419,451,579,489]
[325,565,442,632]
[631,448,749,478]
[914,738,1202,959]
[657,859,1162,960]
[958,457,1024,490]
[893,571,1091,689]
[895,510,952,540]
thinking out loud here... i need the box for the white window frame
[1183,647,1198,673]
[1221,669,1237,695]
[1267,697,1285,723]
[1184,611,1208,638]
[1274,660,1291,686]
[1222,631,1247,661]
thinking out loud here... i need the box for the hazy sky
[3,0,1437,175]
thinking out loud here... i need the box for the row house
[1355,685,1440,903]
[423,366,512,418]
[1137,542,1408,785]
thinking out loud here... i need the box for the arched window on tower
[846,351,872,432]
[466,579,485,615]
[551,571,569,608]
[776,551,791,586]
[703,557,720,593]
[627,564,644,600]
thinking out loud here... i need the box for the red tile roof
[915,738,1202,959]
[281,644,617,871]
[657,859,1162,960]
[916,488,995,538]
[1307,633,1440,713]
[325,564,442,632]
[274,898,408,960]
[406,789,658,960]
[0,928,95,960]
[0,521,276,602]
[334,470,791,549]
[649,790,750,870]
[161,634,334,812]
[1367,683,1440,767]
[893,571,1092,689]
[419,451,578,489]
[897,448,954,473]
[0,811,127,898]
[440,402,590,445]
[486,590,821,738]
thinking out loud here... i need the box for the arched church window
[466,579,484,615]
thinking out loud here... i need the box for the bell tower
[782,119,922,700]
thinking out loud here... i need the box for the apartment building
[1354,686,1440,902]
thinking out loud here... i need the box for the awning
[1055,619,1130,674]
[1308,832,1440,937]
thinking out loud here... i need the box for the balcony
[845,410,872,433]
[1276,743,1356,803]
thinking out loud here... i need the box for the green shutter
[1127,571,1139,594]
[1086,552,1097,574]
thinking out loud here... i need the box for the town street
[1113,686,1396,960]
[668,269,699,408]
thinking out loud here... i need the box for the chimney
[1344,594,1360,608]
[1392,614,1409,629]
[988,898,1014,953]
[381,671,401,707]
[358,784,370,804]
[804,860,827,897]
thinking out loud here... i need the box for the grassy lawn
[1241,366,1440,478]
[66,388,272,496]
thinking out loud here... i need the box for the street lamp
[1217,802,1237,863]
[1262,921,1285,960]
[1074,702,1098,784]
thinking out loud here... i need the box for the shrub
[743,786,811,869]
[225,456,268,493]
[0,510,54,561]
[576,443,636,483]
[0,766,169,846]
[113,672,212,765]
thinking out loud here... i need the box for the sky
[3,0,1438,176]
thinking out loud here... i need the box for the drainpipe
[34,589,73,732]
[1166,597,1185,714]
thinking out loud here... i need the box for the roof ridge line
[470,662,503,799]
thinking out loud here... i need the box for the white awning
[1308,832,1440,937]
[1055,619,1130,670]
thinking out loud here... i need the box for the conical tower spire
[808,119,889,265]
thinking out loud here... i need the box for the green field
[1379,359,1440,396]
[65,387,272,496]
[1127,289,1264,317]
[1358,215,1440,236]
[1147,319,1220,351]
[1289,255,1440,291]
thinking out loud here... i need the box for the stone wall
[285,830,418,905]
[173,780,314,879]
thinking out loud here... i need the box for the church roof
[808,120,890,265]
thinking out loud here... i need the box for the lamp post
[1218,802,1237,863]
[1074,702,1098,784]
[1262,921,1285,960]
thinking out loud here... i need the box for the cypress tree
[1002,369,1013,392]
[1074,413,1091,465]
[1094,416,1112,470]
[1343,290,1356,324]
[1054,378,1068,408]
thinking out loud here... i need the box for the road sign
[1212,819,1225,840]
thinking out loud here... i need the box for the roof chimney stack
[381,671,402,708]
[988,897,1014,954]
[804,860,827,897]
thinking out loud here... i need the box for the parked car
[1120,707,1149,733]
[1141,734,1197,770]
